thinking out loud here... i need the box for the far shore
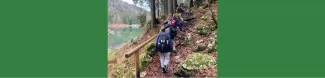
[108,24,140,29]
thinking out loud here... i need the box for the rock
[175,53,217,77]
[208,43,213,49]
[140,71,147,77]
[196,40,203,44]
[187,33,192,39]
[181,33,193,46]
[175,56,181,64]
[147,57,153,63]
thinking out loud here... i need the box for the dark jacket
[163,18,183,31]
[154,31,173,53]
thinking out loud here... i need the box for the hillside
[108,0,149,24]
[108,0,218,77]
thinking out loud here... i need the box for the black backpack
[156,33,170,52]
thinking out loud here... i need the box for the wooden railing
[124,34,157,77]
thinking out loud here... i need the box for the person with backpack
[152,28,173,73]
[163,14,183,51]
[177,3,186,14]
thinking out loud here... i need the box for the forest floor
[108,0,218,77]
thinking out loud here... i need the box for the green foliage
[183,53,216,70]
[208,32,218,53]
[108,51,117,61]
[138,13,147,27]
[194,0,204,8]
[196,27,211,36]
[208,41,217,53]
[144,41,155,56]
[109,12,140,24]
[196,25,203,30]
[174,65,195,77]
[181,33,193,46]
[113,63,135,78]
[209,22,217,31]
[133,0,150,9]
[140,53,151,72]
[174,53,217,77]
[201,14,209,21]
[195,24,211,36]
[140,41,155,72]
[193,44,207,52]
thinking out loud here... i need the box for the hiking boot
[163,65,167,73]
[161,67,166,73]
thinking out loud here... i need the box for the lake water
[108,25,142,50]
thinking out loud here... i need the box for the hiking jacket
[154,32,173,53]
[163,18,183,31]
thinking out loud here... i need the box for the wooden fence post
[135,50,140,77]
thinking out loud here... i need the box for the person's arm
[176,19,183,31]
[168,35,173,52]
[163,19,169,25]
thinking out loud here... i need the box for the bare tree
[156,0,160,17]
[168,0,173,14]
[151,0,156,27]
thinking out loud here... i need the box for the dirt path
[143,9,199,78]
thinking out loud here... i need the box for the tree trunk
[190,0,193,8]
[168,0,173,14]
[164,0,168,15]
[157,0,159,17]
[160,0,165,15]
[174,0,177,13]
[151,0,156,28]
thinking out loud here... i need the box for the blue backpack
[156,32,171,52]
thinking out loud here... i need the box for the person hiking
[177,3,186,14]
[152,28,173,73]
[163,14,183,51]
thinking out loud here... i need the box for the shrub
[140,53,151,72]
[137,13,147,27]
[208,41,217,53]
[144,41,155,56]
[174,53,217,77]
[140,41,155,72]
[196,28,210,36]
[193,44,207,52]
[181,33,193,46]
[196,24,211,36]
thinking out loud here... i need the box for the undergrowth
[174,53,217,77]
[140,41,155,72]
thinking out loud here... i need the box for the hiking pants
[159,52,171,68]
